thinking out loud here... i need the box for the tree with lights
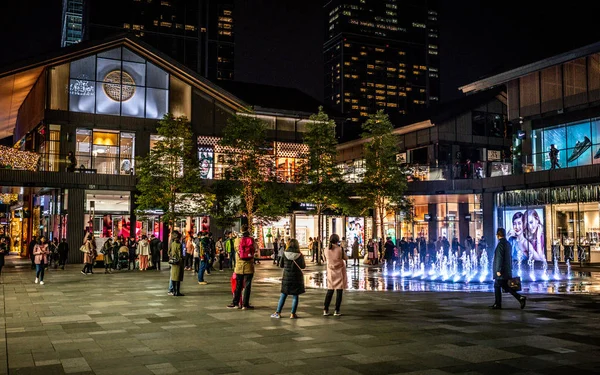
[360,110,412,244]
[296,107,346,265]
[136,113,212,231]
[219,111,289,234]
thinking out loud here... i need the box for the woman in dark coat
[271,239,306,319]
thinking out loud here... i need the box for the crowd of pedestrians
[17,224,525,315]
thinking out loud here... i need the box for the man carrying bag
[490,228,526,310]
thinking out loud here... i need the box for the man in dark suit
[491,228,526,310]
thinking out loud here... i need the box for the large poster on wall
[503,207,546,262]
[198,147,214,179]
[346,217,364,250]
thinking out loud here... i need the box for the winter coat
[137,240,150,256]
[351,241,360,259]
[279,247,306,295]
[34,243,50,265]
[493,237,512,280]
[83,240,95,264]
[234,233,255,275]
[169,240,184,281]
[324,244,348,290]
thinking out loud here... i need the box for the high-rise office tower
[61,0,84,47]
[62,0,234,81]
[324,0,439,125]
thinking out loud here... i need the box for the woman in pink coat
[323,233,348,316]
[33,236,50,284]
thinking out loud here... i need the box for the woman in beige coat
[81,233,96,275]
[169,232,184,296]
[323,233,348,316]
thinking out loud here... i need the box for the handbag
[507,276,522,291]
[168,257,179,265]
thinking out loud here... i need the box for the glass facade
[496,185,600,264]
[531,117,600,171]
[68,48,168,119]
[76,129,135,175]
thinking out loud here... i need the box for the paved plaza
[0,258,599,375]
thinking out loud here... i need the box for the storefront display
[531,118,600,170]
[496,184,600,263]
[346,217,365,250]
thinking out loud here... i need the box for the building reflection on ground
[261,267,600,294]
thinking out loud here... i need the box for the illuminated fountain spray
[541,259,550,281]
[388,239,562,284]
[566,259,571,280]
[553,254,561,280]
[528,257,536,281]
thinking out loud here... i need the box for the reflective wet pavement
[2,257,600,374]
[262,266,600,294]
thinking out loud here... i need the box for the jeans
[168,279,173,293]
[494,279,523,306]
[198,260,207,282]
[194,257,200,273]
[232,273,254,307]
[185,253,193,269]
[276,293,299,314]
[229,252,236,269]
[324,289,343,312]
[36,263,45,281]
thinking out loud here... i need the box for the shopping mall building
[2,35,600,265]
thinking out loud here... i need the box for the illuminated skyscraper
[61,0,84,47]
[63,0,234,81]
[324,0,439,125]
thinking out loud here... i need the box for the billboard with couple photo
[503,207,546,262]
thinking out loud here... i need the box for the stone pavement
[0,258,599,375]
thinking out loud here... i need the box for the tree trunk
[317,208,322,266]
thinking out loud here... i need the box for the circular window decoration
[102,70,136,102]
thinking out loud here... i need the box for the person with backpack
[270,239,306,319]
[198,232,210,285]
[227,224,255,310]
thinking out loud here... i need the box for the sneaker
[40,281,45,285]
[198,281,208,285]
[270,312,281,319]
[219,270,224,272]
[241,305,255,310]
[290,313,298,319]
[81,271,86,275]
[323,310,330,316]
[333,311,342,316]
[167,291,174,296]
[568,136,592,162]
[34,278,39,284]
[226,304,238,309]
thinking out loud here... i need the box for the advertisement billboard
[503,207,546,262]
[346,217,364,250]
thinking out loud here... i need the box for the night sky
[2,1,600,103]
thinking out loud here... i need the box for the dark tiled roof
[214,80,341,117]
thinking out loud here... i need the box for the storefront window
[85,190,132,238]
[531,118,600,170]
[76,129,136,174]
[496,185,600,264]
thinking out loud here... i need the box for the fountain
[384,244,564,284]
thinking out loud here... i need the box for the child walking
[271,239,306,319]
